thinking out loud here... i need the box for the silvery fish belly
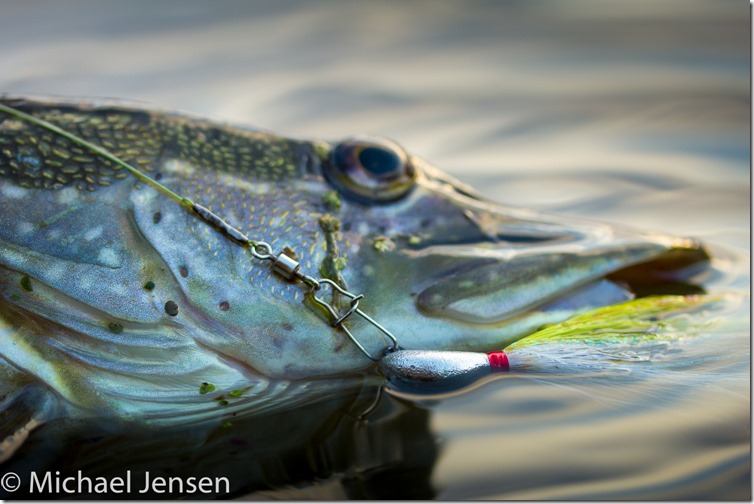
[0,97,708,427]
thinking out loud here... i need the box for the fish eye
[326,137,417,203]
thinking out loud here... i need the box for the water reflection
[2,383,437,499]
[0,0,749,500]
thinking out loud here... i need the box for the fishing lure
[380,294,723,394]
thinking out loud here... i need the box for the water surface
[0,1,749,499]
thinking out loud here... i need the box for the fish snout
[404,177,709,325]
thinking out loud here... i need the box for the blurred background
[0,0,748,251]
[0,0,749,499]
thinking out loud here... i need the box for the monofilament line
[0,102,193,210]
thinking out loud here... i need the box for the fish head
[0,99,709,394]
[315,136,709,358]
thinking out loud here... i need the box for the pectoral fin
[0,363,58,463]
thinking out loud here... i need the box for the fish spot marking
[109,283,129,296]
[163,159,195,176]
[84,226,103,241]
[79,276,93,291]
[164,300,179,316]
[19,275,32,292]
[56,187,78,205]
[1,184,27,199]
[45,264,65,281]
[17,221,33,235]
[107,322,123,334]
[97,248,119,267]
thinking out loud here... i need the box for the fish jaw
[333,163,709,354]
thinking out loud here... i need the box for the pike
[0,96,712,458]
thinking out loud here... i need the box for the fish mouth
[402,176,710,325]
[413,240,709,325]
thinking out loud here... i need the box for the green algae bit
[199,382,216,395]
[228,385,254,397]
[322,190,341,212]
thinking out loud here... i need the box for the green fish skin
[0,96,709,422]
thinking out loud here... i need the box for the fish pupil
[358,146,401,177]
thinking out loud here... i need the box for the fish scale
[0,101,304,192]
[160,166,343,294]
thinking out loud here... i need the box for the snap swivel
[267,252,399,361]
[310,279,399,361]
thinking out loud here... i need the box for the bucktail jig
[380,350,510,395]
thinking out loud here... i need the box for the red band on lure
[486,351,510,371]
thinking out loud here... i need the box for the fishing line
[0,102,398,361]
[0,103,192,210]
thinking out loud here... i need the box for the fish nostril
[218,300,230,311]
[179,265,189,277]
[152,211,161,224]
